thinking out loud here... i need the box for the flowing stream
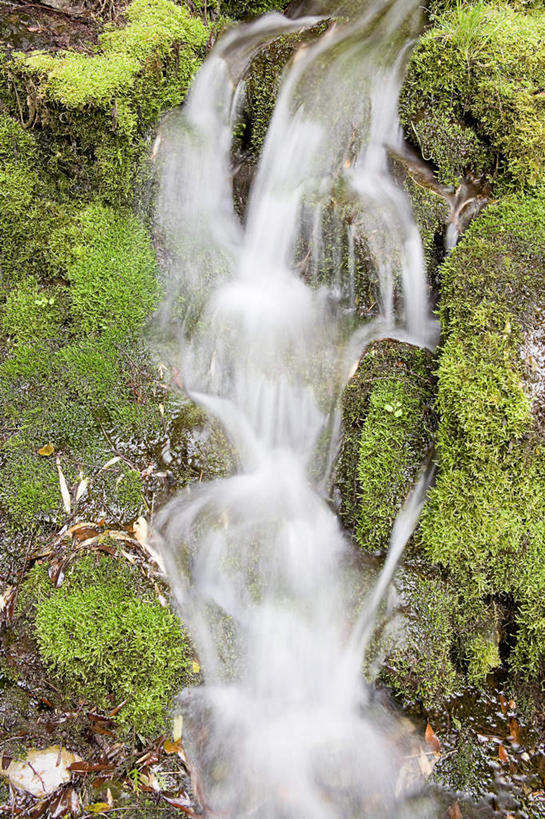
[154,1,439,815]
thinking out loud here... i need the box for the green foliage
[0,436,63,529]
[34,554,191,734]
[0,114,65,284]
[1,278,64,343]
[421,188,545,678]
[401,2,545,188]
[336,339,436,551]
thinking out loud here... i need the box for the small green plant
[384,399,403,417]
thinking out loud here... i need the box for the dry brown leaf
[498,744,509,763]
[447,802,463,819]
[425,722,441,755]
[508,717,522,744]
[164,739,183,755]
[499,694,508,714]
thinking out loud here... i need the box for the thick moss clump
[335,339,436,551]
[421,188,545,679]
[401,2,545,188]
[23,556,192,734]
[1,0,208,205]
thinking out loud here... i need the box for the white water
[154,1,438,815]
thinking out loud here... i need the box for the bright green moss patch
[22,0,206,111]
[401,2,545,188]
[336,339,436,551]
[2,0,208,205]
[63,204,159,338]
[29,555,192,734]
[421,188,545,679]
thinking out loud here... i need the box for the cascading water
[154,1,439,815]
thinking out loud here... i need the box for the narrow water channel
[154,1,440,815]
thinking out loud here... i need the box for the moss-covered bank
[421,189,545,682]
[401,1,545,190]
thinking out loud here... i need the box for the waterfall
[154,1,438,815]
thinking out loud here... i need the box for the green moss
[401,2,545,188]
[378,572,459,707]
[61,203,159,338]
[34,554,192,734]
[466,635,501,685]
[221,0,285,19]
[0,436,63,529]
[336,339,436,550]
[0,277,64,343]
[421,188,545,679]
[0,114,65,284]
[2,0,208,205]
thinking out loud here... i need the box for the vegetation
[421,189,545,679]
[336,340,436,551]
[30,555,192,734]
[1,0,208,205]
[222,0,285,20]
[401,1,545,188]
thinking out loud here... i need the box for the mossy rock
[335,339,437,551]
[239,22,327,159]
[222,0,285,20]
[421,187,545,680]
[0,0,208,206]
[401,1,545,189]
[26,555,193,735]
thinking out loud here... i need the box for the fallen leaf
[0,746,82,797]
[498,744,509,763]
[417,747,434,777]
[162,796,197,815]
[425,723,441,755]
[38,444,54,457]
[508,718,522,744]
[100,456,121,471]
[191,660,200,674]
[172,714,184,743]
[56,457,71,514]
[499,694,508,714]
[164,739,183,755]
[75,477,89,502]
[86,803,111,814]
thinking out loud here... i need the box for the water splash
[154,1,437,815]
